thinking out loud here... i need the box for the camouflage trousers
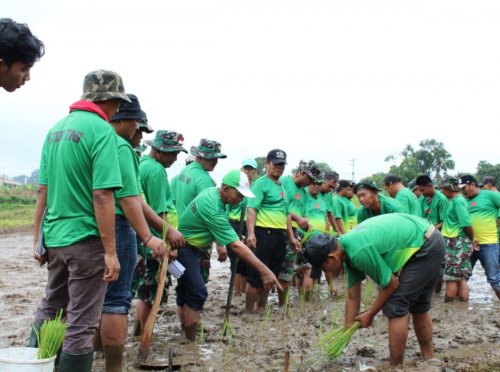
[132,244,170,306]
[444,236,473,281]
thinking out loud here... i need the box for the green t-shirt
[179,187,239,247]
[466,190,500,244]
[114,136,140,216]
[280,175,307,228]
[172,161,216,216]
[247,175,288,229]
[39,109,122,247]
[139,155,168,215]
[441,196,471,238]
[332,195,358,233]
[339,213,431,289]
[395,187,421,217]
[305,193,327,233]
[357,194,403,223]
[420,190,449,225]
[226,199,248,221]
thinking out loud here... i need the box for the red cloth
[69,100,109,121]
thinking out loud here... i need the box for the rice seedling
[318,321,360,360]
[281,288,292,319]
[220,315,234,340]
[34,309,66,359]
[262,302,272,326]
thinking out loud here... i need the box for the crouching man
[304,213,445,365]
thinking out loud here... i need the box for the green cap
[81,69,131,103]
[242,158,257,169]
[222,170,255,198]
[190,139,227,159]
[145,130,187,153]
[354,180,382,193]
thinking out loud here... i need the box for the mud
[1,232,499,371]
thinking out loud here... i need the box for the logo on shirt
[48,129,84,144]
[295,193,301,200]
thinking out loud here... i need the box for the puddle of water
[468,264,496,308]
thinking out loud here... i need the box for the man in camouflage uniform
[0,18,44,92]
[132,130,187,336]
[32,70,128,372]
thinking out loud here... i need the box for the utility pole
[350,159,356,182]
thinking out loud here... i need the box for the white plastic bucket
[0,347,56,372]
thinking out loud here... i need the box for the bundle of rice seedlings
[34,309,67,359]
[319,321,360,360]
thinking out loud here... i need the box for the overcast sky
[1,0,499,183]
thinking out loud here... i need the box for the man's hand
[355,311,375,328]
[166,227,184,249]
[246,233,257,249]
[103,253,121,282]
[146,236,166,259]
[259,266,283,292]
[472,239,480,251]
[169,249,178,261]
[216,244,228,262]
[296,217,310,231]
[290,237,301,252]
[33,244,48,266]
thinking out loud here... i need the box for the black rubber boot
[58,350,94,372]
[28,323,40,348]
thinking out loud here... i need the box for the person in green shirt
[331,180,357,235]
[384,174,421,216]
[355,180,403,223]
[33,70,128,372]
[415,175,449,229]
[246,149,295,313]
[100,96,184,371]
[320,171,342,235]
[278,160,322,305]
[172,138,228,282]
[132,130,187,338]
[176,170,282,341]
[440,180,476,302]
[459,175,500,300]
[304,213,445,366]
[226,158,258,297]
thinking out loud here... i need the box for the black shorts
[246,227,287,289]
[383,229,445,318]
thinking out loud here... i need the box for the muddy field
[1,232,499,371]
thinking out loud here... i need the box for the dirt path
[1,232,499,371]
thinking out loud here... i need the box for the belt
[424,224,436,239]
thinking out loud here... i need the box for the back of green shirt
[39,109,122,247]
[339,213,431,289]
[179,187,239,247]
[395,187,421,216]
[441,196,471,238]
[173,162,215,216]
[357,194,403,223]
[247,175,288,229]
[114,136,140,215]
[466,190,500,244]
[420,190,449,225]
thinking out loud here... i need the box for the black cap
[337,179,355,191]
[303,233,336,271]
[266,149,287,165]
[111,94,143,121]
[458,175,478,188]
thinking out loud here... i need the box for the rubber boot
[58,350,94,372]
[104,345,124,372]
[28,323,40,348]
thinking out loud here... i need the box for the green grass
[0,203,35,229]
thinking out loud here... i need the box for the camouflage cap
[440,178,460,192]
[145,130,187,153]
[354,179,382,193]
[81,69,131,103]
[137,110,154,133]
[299,160,323,184]
[190,139,227,159]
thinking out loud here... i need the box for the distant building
[0,175,22,187]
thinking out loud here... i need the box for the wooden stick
[137,242,171,362]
